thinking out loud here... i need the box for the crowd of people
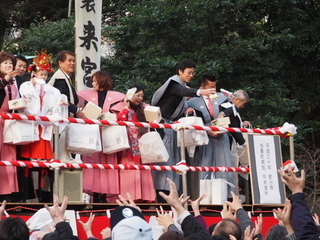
[0,50,251,204]
[0,50,319,239]
[0,170,319,240]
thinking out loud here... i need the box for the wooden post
[289,136,294,161]
[53,125,60,197]
[179,128,188,209]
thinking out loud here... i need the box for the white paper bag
[139,131,169,164]
[199,179,212,204]
[177,116,209,147]
[237,144,249,166]
[67,123,101,154]
[3,120,40,145]
[19,81,40,115]
[211,178,228,204]
[102,126,130,154]
[149,215,165,240]
[237,133,254,166]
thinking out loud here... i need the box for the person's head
[15,55,28,76]
[185,233,214,240]
[56,50,75,75]
[111,206,152,240]
[0,52,16,78]
[91,70,112,91]
[176,59,196,83]
[129,84,144,106]
[158,231,184,240]
[266,225,287,240]
[28,50,53,81]
[0,217,29,240]
[33,70,49,81]
[212,219,242,240]
[201,74,217,90]
[208,223,217,235]
[231,90,249,109]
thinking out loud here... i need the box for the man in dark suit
[48,50,85,118]
[151,59,216,201]
[217,90,249,197]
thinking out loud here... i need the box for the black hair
[0,217,29,240]
[159,231,184,240]
[128,84,147,135]
[55,50,75,66]
[176,59,196,74]
[202,74,217,84]
[15,55,27,64]
[266,225,287,240]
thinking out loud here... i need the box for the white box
[98,111,117,121]
[144,105,162,123]
[82,101,102,119]
[8,98,27,110]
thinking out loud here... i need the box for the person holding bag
[217,90,250,196]
[116,84,155,202]
[19,50,65,160]
[151,59,216,202]
[77,70,125,203]
[0,52,20,201]
[187,74,235,199]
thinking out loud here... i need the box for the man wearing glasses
[151,59,216,202]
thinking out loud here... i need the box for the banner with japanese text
[75,0,102,90]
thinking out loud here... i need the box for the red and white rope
[0,113,287,136]
[0,160,250,173]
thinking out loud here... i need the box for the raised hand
[278,168,305,194]
[116,192,140,211]
[156,206,174,229]
[189,194,207,217]
[159,178,185,216]
[78,212,95,238]
[44,195,68,224]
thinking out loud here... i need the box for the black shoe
[99,194,107,203]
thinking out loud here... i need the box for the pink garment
[76,90,125,198]
[0,85,19,194]
[82,149,119,196]
[116,105,155,202]
[77,89,125,113]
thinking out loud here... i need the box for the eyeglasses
[185,71,196,76]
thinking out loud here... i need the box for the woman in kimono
[77,70,125,203]
[116,84,155,202]
[0,52,20,200]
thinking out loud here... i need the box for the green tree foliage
[18,18,75,57]
[103,0,320,148]
[0,0,70,50]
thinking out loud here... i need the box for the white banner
[254,135,281,204]
[75,0,102,90]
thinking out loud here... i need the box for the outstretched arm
[278,169,319,239]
